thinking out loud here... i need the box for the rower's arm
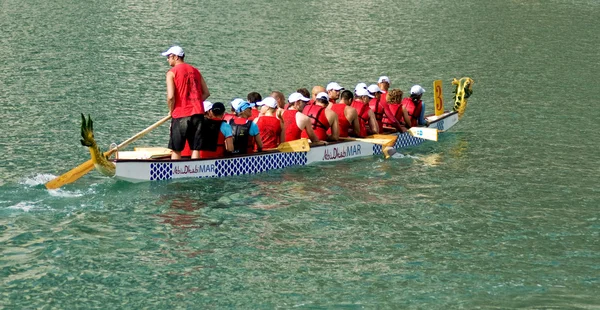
[368,110,379,134]
[298,114,320,143]
[381,101,402,129]
[279,119,286,144]
[224,137,234,152]
[347,108,362,137]
[402,106,411,129]
[166,71,175,114]
[327,110,339,141]
[254,133,263,152]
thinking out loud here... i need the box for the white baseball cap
[326,82,344,92]
[354,83,367,92]
[367,84,383,94]
[203,101,213,111]
[378,76,390,83]
[355,88,374,98]
[230,98,245,110]
[316,92,329,101]
[161,45,185,57]
[257,97,278,109]
[288,92,310,103]
[410,85,426,95]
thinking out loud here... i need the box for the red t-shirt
[169,63,204,118]
[255,115,282,149]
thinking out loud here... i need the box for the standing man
[163,45,210,160]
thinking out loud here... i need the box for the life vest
[223,113,235,123]
[369,98,385,131]
[401,97,423,127]
[169,63,204,118]
[282,110,302,142]
[199,118,226,159]
[382,104,405,128]
[329,103,350,137]
[351,100,369,137]
[301,104,329,140]
[255,115,281,149]
[229,118,255,154]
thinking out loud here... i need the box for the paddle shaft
[45,115,172,189]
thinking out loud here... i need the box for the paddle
[45,115,172,189]
[266,138,310,153]
[408,127,438,141]
[340,135,397,146]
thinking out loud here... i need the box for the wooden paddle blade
[45,160,96,189]
[408,127,438,141]
[276,139,310,152]
[341,135,397,146]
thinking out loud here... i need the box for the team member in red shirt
[246,92,262,120]
[352,88,379,135]
[281,92,320,142]
[326,82,344,104]
[377,76,391,102]
[198,102,234,159]
[162,45,210,160]
[230,100,263,154]
[367,84,405,132]
[382,89,411,132]
[254,97,284,150]
[328,90,362,138]
[302,92,339,141]
[401,85,426,127]
[309,86,325,105]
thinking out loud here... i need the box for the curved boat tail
[80,114,116,177]
[452,77,475,119]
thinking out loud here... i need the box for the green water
[1,0,599,308]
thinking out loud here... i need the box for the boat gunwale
[112,111,457,164]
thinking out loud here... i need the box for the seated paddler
[254,97,284,150]
[302,92,339,142]
[199,102,234,159]
[230,100,263,154]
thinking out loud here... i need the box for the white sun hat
[410,85,426,95]
[288,92,310,103]
[161,45,185,57]
[355,88,374,98]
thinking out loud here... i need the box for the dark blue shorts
[168,114,204,151]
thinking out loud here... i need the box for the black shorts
[168,114,204,151]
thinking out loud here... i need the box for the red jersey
[401,97,423,127]
[169,63,204,118]
[282,110,302,142]
[301,105,329,141]
[351,100,369,137]
[383,104,405,128]
[223,113,235,123]
[369,98,385,131]
[255,115,281,149]
[329,103,350,137]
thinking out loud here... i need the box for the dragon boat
[45,78,473,188]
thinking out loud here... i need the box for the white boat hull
[114,111,459,182]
